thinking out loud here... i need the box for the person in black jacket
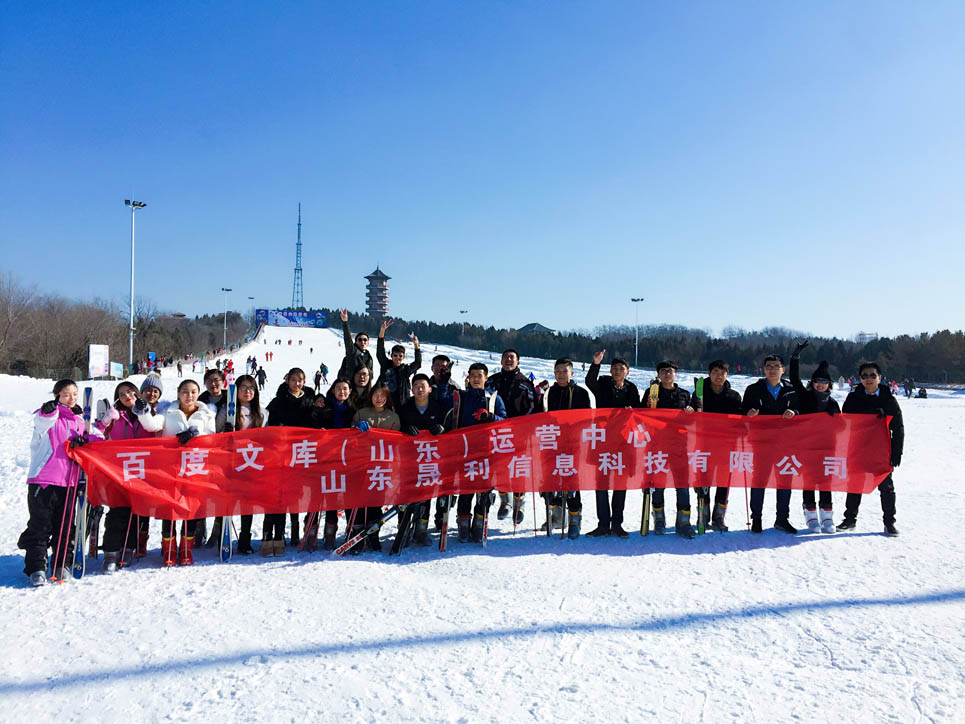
[541,358,592,538]
[644,360,696,537]
[265,368,317,550]
[740,354,799,534]
[336,308,374,382]
[584,349,641,537]
[838,362,903,536]
[690,360,743,531]
[399,374,448,546]
[375,318,422,410]
[789,342,841,533]
[486,349,537,524]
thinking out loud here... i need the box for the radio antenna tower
[291,203,304,308]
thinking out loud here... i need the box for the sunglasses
[860,373,879,380]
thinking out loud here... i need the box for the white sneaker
[819,508,835,534]
[803,507,820,533]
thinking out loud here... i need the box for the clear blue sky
[2,1,963,339]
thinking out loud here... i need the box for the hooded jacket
[26,403,104,487]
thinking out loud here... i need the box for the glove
[890,451,902,467]
[792,340,810,358]
[133,399,149,415]
[41,400,58,415]
[223,422,235,433]
[404,425,420,436]
[69,435,89,448]
[355,421,371,432]
[430,424,446,436]
[472,409,493,423]
[97,407,120,426]
[176,428,199,445]
[876,408,887,418]
[826,407,837,416]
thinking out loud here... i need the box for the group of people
[18,319,904,585]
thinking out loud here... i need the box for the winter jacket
[104,406,162,441]
[842,384,904,465]
[691,380,742,414]
[399,397,449,433]
[543,381,593,412]
[429,375,461,411]
[199,390,229,432]
[337,320,374,381]
[375,336,422,410]
[584,364,641,408]
[161,403,217,437]
[644,383,692,410]
[789,357,840,415]
[352,407,402,432]
[740,378,797,416]
[266,385,317,428]
[311,398,354,430]
[486,368,536,418]
[446,388,507,430]
[26,403,104,487]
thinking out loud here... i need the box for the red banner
[66,410,893,519]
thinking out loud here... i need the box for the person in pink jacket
[17,379,103,586]
[99,379,165,573]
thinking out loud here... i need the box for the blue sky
[2,1,963,339]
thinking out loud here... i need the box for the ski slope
[0,325,963,723]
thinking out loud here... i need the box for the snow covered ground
[1,325,963,723]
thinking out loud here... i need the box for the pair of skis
[67,388,94,580]
[640,382,659,536]
[220,383,237,563]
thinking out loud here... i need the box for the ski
[695,376,707,535]
[221,383,236,562]
[334,506,401,556]
[481,490,493,547]
[390,505,414,555]
[545,495,553,536]
[511,493,522,533]
[87,505,104,559]
[560,492,568,540]
[641,381,659,535]
[438,496,452,552]
[71,387,93,580]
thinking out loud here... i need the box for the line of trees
[0,272,249,377]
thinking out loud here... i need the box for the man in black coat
[375,318,422,410]
[541,358,592,538]
[336,308,374,382]
[584,349,641,537]
[486,348,537,524]
[690,360,743,531]
[838,362,903,536]
[740,354,799,534]
[399,374,448,546]
[644,360,696,537]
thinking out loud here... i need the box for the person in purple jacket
[17,379,103,586]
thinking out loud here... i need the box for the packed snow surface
[1,325,963,723]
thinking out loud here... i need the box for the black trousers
[457,492,494,517]
[540,491,582,512]
[18,483,77,575]
[750,488,792,520]
[844,474,896,524]
[802,490,833,509]
[594,490,626,527]
[103,507,142,551]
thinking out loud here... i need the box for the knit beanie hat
[140,374,163,395]
[810,361,832,384]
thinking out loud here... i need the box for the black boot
[836,517,857,531]
[884,522,899,537]
[774,518,797,534]
[751,516,762,534]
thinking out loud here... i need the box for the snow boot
[261,537,273,557]
[512,494,525,525]
[803,507,820,533]
[161,536,178,566]
[884,522,899,537]
[457,515,471,543]
[819,508,835,534]
[118,548,137,569]
[652,507,666,535]
[322,523,338,551]
[751,516,763,534]
[102,551,120,575]
[178,535,194,565]
[470,508,485,543]
[413,517,432,546]
[836,517,857,532]
[29,570,47,587]
[136,530,149,558]
[567,511,581,540]
[675,508,695,539]
[496,493,510,520]
[273,539,285,556]
[206,519,221,549]
[711,502,728,532]
[774,518,797,534]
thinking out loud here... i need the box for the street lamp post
[631,297,644,368]
[124,200,147,369]
[460,310,469,338]
[221,287,232,348]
